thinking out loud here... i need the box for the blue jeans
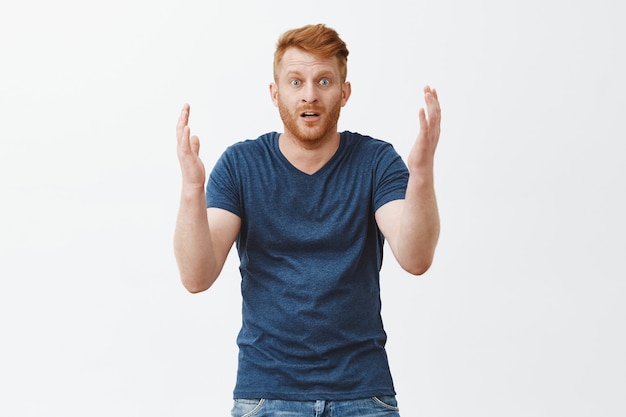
[231,397,400,417]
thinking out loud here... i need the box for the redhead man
[174,24,441,417]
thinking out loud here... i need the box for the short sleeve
[372,144,409,211]
[205,148,242,217]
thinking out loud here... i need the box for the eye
[290,79,301,87]
[319,78,330,86]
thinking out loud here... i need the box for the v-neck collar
[274,132,344,177]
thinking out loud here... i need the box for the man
[174,24,440,417]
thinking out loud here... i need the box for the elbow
[396,238,439,276]
[175,257,219,294]
[180,273,214,294]
[183,282,210,294]
[400,255,435,276]
[403,262,432,276]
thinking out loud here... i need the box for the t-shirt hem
[232,388,397,401]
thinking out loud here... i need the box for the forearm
[173,186,218,293]
[395,169,440,275]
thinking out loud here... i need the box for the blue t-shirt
[206,131,409,400]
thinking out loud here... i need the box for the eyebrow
[284,70,336,79]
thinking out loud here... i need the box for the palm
[176,104,206,189]
[407,86,441,172]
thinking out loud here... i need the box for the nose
[301,82,318,103]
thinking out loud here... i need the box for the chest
[239,167,376,253]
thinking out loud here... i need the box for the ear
[341,81,352,107]
[270,82,279,107]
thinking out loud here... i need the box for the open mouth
[300,111,320,118]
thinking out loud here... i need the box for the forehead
[277,47,341,76]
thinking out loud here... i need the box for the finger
[418,107,428,132]
[178,125,192,155]
[422,86,438,115]
[424,90,441,124]
[176,103,191,141]
[177,104,189,129]
[423,85,439,105]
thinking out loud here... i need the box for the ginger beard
[276,93,343,146]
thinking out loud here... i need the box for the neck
[279,131,340,175]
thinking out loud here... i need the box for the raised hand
[407,86,441,173]
[176,104,206,190]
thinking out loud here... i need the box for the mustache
[298,106,322,114]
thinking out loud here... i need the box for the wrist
[408,166,434,185]
[180,183,206,200]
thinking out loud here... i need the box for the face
[270,47,351,145]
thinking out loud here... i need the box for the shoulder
[341,131,401,160]
[342,130,384,144]
[213,132,281,179]
[342,130,395,149]
[217,132,279,167]
[225,132,278,154]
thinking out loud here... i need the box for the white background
[1,0,624,416]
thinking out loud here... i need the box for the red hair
[273,24,349,82]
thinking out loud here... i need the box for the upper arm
[375,199,404,258]
[207,207,241,277]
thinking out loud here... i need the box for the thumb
[418,107,428,134]
[189,135,200,155]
